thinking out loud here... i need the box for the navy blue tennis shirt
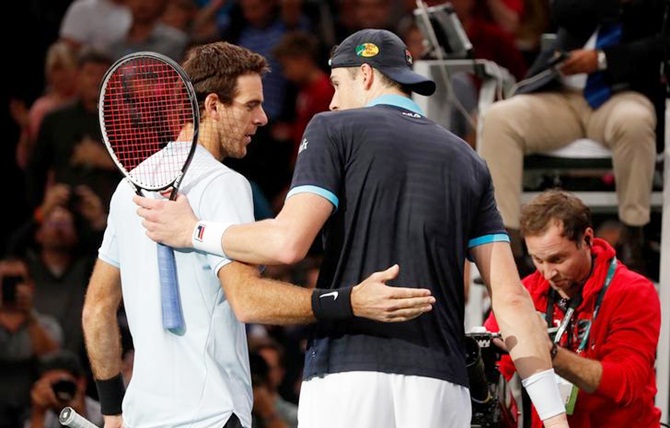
[289,93,509,388]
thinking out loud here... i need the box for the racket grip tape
[157,243,185,332]
[59,407,99,428]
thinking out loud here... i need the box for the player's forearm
[553,346,602,393]
[82,264,124,379]
[223,218,310,265]
[83,306,123,379]
[225,268,316,324]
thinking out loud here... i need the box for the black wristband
[311,286,354,321]
[95,373,125,415]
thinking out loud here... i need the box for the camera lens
[52,379,77,402]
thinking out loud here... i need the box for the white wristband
[192,221,231,258]
[521,369,566,420]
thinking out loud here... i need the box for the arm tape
[521,369,566,420]
[311,287,354,321]
[192,221,232,258]
[95,373,126,416]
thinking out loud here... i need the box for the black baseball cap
[329,29,436,96]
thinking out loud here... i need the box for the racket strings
[102,57,195,190]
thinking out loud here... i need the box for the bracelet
[192,221,231,258]
[522,369,565,420]
[311,287,354,321]
[95,373,126,415]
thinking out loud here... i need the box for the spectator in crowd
[25,350,104,428]
[26,47,120,213]
[0,258,62,427]
[249,350,291,428]
[22,195,98,359]
[220,0,313,203]
[478,0,668,276]
[484,189,662,427]
[272,31,334,167]
[451,0,529,82]
[58,0,132,53]
[107,0,191,62]
[10,41,79,170]
[249,337,298,428]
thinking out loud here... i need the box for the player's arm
[133,191,330,265]
[470,241,568,427]
[222,192,330,265]
[81,259,124,428]
[220,262,434,325]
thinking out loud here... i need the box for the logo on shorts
[319,291,339,301]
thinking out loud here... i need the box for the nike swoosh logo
[319,291,339,301]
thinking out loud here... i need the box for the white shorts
[297,371,471,428]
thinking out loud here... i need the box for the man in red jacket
[485,189,662,427]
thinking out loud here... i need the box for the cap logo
[405,49,413,65]
[356,43,380,58]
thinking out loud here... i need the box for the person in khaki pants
[478,0,668,277]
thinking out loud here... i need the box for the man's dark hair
[519,189,592,244]
[182,41,270,106]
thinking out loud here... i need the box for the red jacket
[484,238,661,427]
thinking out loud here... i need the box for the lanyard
[548,257,617,352]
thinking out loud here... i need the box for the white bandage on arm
[192,221,232,258]
[521,369,566,420]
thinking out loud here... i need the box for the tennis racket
[99,51,199,333]
[59,407,99,428]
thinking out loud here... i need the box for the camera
[52,378,77,403]
[1,275,23,305]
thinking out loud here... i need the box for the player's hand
[351,264,435,322]
[133,193,198,248]
[103,414,124,428]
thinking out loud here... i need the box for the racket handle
[157,243,185,333]
[59,407,99,428]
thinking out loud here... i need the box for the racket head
[99,51,199,192]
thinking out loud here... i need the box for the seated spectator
[107,0,191,62]
[478,0,667,276]
[451,0,528,82]
[26,48,120,213]
[0,258,62,427]
[249,337,298,428]
[10,41,79,170]
[484,189,661,427]
[58,0,132,53]
[249,350,290,428]
[272,31,334,167]
[25,350,103,428]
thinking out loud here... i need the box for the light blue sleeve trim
[286,185,339,210]
[468,233,510,248]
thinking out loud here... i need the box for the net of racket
[98,51,199,333]
[59,407,99,428]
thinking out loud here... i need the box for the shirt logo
[319,291,339,301]
[356,43,380,58]
[298,138,309,154]
[402,111,421,118]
